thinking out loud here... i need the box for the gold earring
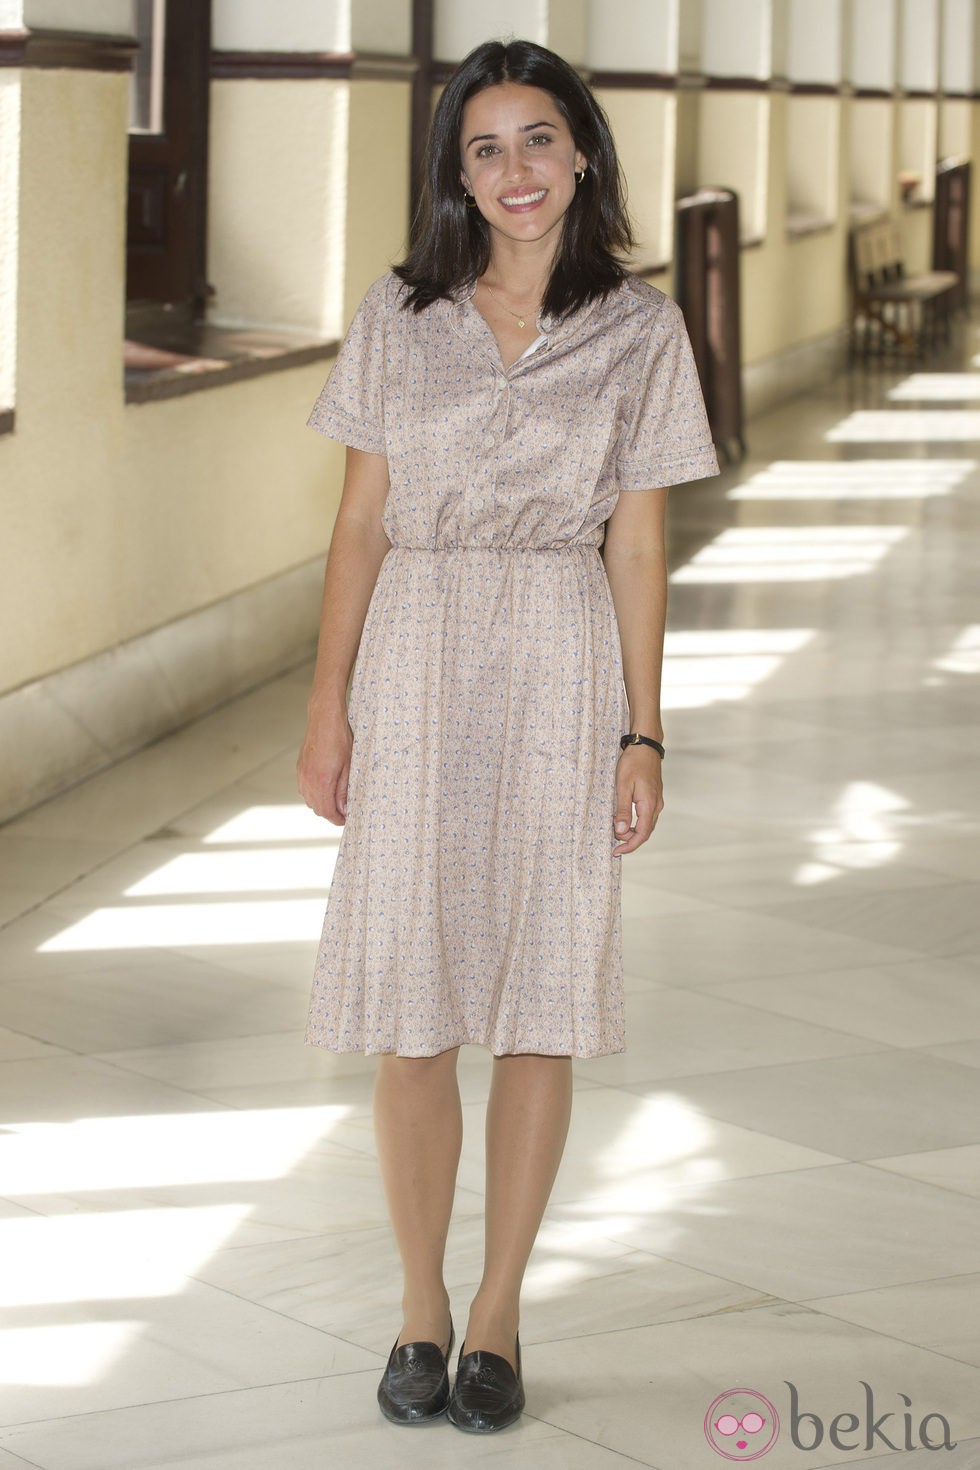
[463,187,477,208]
[575,167,587,185]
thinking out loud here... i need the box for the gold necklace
[482,281,538,330]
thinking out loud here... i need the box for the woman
[297,38,717,1433]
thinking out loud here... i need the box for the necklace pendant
[517,317,525,329]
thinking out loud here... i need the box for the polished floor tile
[802,1272,980,1368]
[869,1140,980,1200]
[699,957,980,1047]
[3,332,980,1467]
[526,1310,979,1468]
[631,1048,980,1158]
[604,1162,980,1299]
[0,1380,628,1470]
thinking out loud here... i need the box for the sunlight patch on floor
[888,374,980,401]
[795,781,910,885]
[126,845,339,897]
[933,625,980,676]
[0,1206,250,1307]
[825,409,980,441]
[662,629,814,709]
[671,527,908,583]
[0,1107,348,1193]
[204,805,339,844]
[38,899,328,951]
[0,1322,137,1388]
[728,459,972,500]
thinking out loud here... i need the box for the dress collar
[448,277,602,345]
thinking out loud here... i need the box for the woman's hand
[296,703,353,825]
[612,744,664,855]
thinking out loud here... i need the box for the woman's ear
[575,151,588,175]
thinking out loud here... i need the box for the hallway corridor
[1,334,979,1468]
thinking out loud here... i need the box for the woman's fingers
[310,770,347,825]
[612,770,664,855]
[296,717,352,826]
[336,766,349,821]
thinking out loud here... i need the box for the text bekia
[787,1381,956,1452]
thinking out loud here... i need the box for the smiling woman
[294,36,717,1434]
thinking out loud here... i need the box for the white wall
[546,0,588,66]
[21,0,134,31]
[588,0,678,72]
[942,0,974,91]
[851,0,898,88]
[352,0,412,55]
[900,0,940,90]
[701,0,772,78]
[212,0,349,53]
[678,0,701,71]
[786,0,843,84]
[434,0,548,60]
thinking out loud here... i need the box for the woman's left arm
[602,487,670,856]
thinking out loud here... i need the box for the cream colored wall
[595,88,677,273]
[207,75,410,336]
[0,71,19,411]
[850,98,894,212]
[343,79,412,321]
[0,67,350,697]
[737,91,848,367]
[697,89,771,245]
[208,79,350,336]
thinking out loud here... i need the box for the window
[126,0,211,314]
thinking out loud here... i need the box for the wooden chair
[849,219,958,360]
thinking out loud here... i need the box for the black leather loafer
[377,1319,455,1424]
[446,1334,524,1433]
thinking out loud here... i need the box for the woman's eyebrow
[465,120,558,149]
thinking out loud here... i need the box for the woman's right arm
[296,446,392,824]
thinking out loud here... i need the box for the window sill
[786,213,836,239]
[849,201,887,226]
[124,322,337,405]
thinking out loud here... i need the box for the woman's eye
[476,144,497,158]
[528,134,552,146]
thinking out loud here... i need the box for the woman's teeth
[500,189,547,206]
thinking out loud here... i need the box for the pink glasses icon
[715,1412,767,1448]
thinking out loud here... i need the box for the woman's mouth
[499,188,547,212]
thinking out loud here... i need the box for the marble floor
[1,333,980,1470]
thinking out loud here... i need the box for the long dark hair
[393,39,636,321]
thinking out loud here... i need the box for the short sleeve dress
[304,271,718,1059]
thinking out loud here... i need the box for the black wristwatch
[620,733,665,759]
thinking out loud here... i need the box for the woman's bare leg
[373,1047,462,1353]
[462,1053,573,1368]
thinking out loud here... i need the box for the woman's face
[459,82,587,255]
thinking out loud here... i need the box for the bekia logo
[704,1381,958,1459]
[704,1388,779,1461]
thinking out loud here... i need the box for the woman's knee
[378,1046,460,1089]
